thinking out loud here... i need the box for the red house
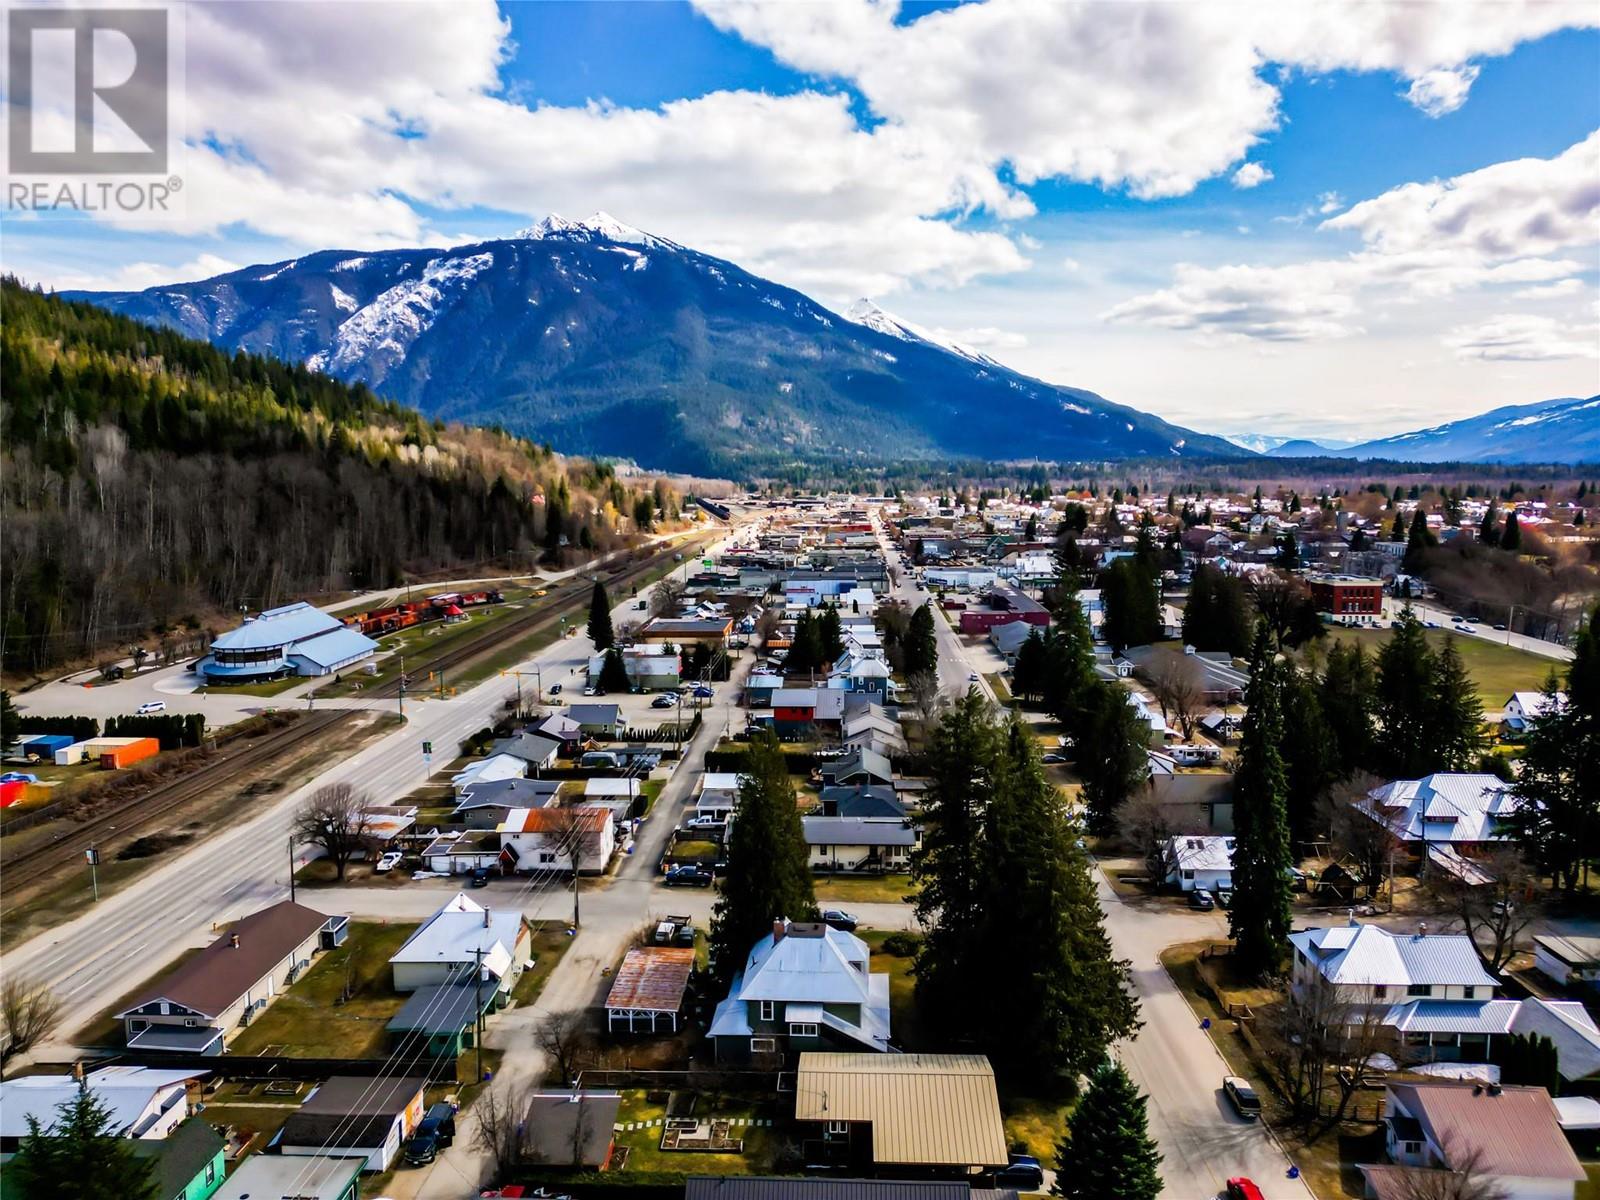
[958,585,1051,634]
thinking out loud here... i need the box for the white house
[1357,774,1523,859]
[1502,690,1566,738]
[497,805,615,875]
[0,1066,206,1152]
[389,892,528,995]
[1164,835,1234,892]
[1534,935,1600,994]
[1290,921,1499,1011]
[450,753,527,794]
[802,815,918,872]
[1364,1081,1583,1200]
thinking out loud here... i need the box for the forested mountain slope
[0,279,676,675]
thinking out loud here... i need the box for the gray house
[709,919,892,1062]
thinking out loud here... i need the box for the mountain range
[1262,395,1600,464]
[68,213,1237,476]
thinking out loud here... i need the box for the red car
[1226,1180,1265,1200]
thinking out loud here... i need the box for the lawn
[986,672,1013,704]
[634,778,665,816]
[858,929,919,1048]
[814,873,917,904]
[1003,1096,1073,1169]
[1317,626,1558,699]
[609,1088,783,1176]
[200,1104,295,1159]
[227,921,418,1058]
[198,673,305,698]
[509,923,576,1006]
[1578,1162,1600,1200]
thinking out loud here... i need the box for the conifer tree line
[912,693,1140,1089]
[784,604,847,675]
[1,279,678,673]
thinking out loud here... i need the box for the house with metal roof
[819,748,893,788]
[212,1153,361,1200]
[114,901,346,1054]
[793,1053,1009,1174]
[128,1116,226,1200]
[194,601,378,682]
[710,919,892,1062]
[498,805,615,875]
[1355,774,1524,866]
[453,777,561,827]
[1501,690,1566,738]
[1162,835,1235,892]
[0,1065,208,1152]
[803,816,918,873]
[605,946,695,1034]
[818,785,907,821]
[565,703,624,735]
[389,892,528,995]
[278,1074,427,1173]
[1361,1081,1584,1200]
[1292,922,1498,1005]
[386,979,499,1058]
[1534,934,1600,994]
[685,1179,1014,1200]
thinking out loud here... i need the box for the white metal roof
[1291,923,1498,989]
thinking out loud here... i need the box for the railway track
[0,709,354,892]
[368,534,711,698]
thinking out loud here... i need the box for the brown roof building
[605,947,695,1034]
[280,1075,427,1173]
[116,900,347,1054]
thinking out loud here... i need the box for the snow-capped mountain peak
[513,211,672,249]
[843,297,998,367]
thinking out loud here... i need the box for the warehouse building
[195,602,378,683]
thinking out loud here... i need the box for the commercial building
[957,586,1050,635]
[1306,573,1384,617]
[195,601,378,682]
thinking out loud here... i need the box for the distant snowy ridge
[309,251,495,372]
[515,211,680,251]
[843,298,1001,368]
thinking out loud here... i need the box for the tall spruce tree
[912,693,1003,1035]
[1375,606,1436,778]
[1402,509,1436,574]
[1012,629,1047,703]
[587,579,615,650]
[9,1090,158,1200]
[817,604,844,663]
[1230,626,1294,975]
[1502,511,1523,551]
[973,718,1139,1086]
[1429,638,1488,770]
[904,603,939,677]
[1321,640,1376,775]
[1101,559,1161,651]
[1042,594,1099,746]
[1053,1060,1163,1200]
[1479,505,1500,546]
[1078,681,1153,835]
[597,647,631,694]
[1280,664,1336,849]
[709,732,816,980]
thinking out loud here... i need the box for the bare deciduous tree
[533,1010,590,1087]
[1255,980,1399,1121]
[293,782,372,881]
[907,670,945,725]
[1117,789,1183,885]
[651,577,687,618]
[1428,848,1539,973]
[1324,772,1395,908]
[1383,1134,1509,1200]
[1145,648,1204,740]
[473,1077,532,1176]
[0,977,63,1059]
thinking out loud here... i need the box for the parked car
[1223,1076,1261,1120]
[686,815,723,830]
[374,850,404,874]
[135,700,166,715]
[1225,1179,1265,1200]
[403,1101,457,1166]
[968,671,981,682]
[664,864,714,887]
[993,1154,1044,1190]
[469,866,493,888]
[549,683,562,695]
[1189,889,1216,911]
[1042,752,1067,764]
[821,909,858,932]
[651,695,677,709]
[583,685,598,696]
[1493,622,1508,631]
[692,685,714,698]
[1214,888,1234,908]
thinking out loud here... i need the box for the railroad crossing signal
[422,741,432,755]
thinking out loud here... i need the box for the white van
[135,701,167,715]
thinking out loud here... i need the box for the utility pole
[475,943,485,1082]
[289,836,297,903]
[398,654,406,717]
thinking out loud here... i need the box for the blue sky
[3,0,1597,441]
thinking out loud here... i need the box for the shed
[525,1090,621,1168]
[605,947,695,1034]
[279,1074,427,1172]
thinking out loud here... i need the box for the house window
[1373,985,1387,1000]
[1407,984,1431,997]
[539,852,556,864]
[1462,986,1475,1000]
[759,1001,775,1021]
[826,1120,850,1136]
[129,1019,148,1033]
[750,1037,777,1053]
[184,1018,198,1027]
[790,1022,819,1038]
[205,1162,216,1186]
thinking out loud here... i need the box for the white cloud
[39,253,242,293]
[1106,132,1600,345]
[1446,313,1600,360]
[1513,278,1587,301]
[1232,162,1273,189]
[1318,191,1345,215]
[1403,65,1481,116]
[928,325,1029,349]
[1061,257,1082,272]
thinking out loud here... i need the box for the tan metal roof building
[794,1053,1008,1169]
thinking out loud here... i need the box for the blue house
[195,602,377,683]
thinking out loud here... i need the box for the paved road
[873,517,996,703]
[1396,598,1573,663]
[8,525,750,1061]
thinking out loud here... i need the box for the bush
[880,932,921,957]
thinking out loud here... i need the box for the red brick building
[958,585,1052,634]
[1307,573,1384,616]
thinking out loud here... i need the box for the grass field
[197,673,305,698]
[1316,626,1558,699]
[1003,1096,1074,1167]
[610,1089,782,1175]
[227,921,418,1058]
[814,873,917,904]
[858,929,919,1048]
[509,923,575,1006]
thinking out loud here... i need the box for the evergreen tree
[1280,664,1336,849]
[1390,511,1407,540]
[1375,607,1437,778]
[817,604,844,663]
[1321,640,1376,775]
[1230,627,1294,975]
[8,1089,158,1200]
[904,603,939,678]
[789,609,825,675]
[1053,1060,1163,1200]
[1041,597,1100,746]
[1429,638,1488,770]
[912,694,1003,1035]
[587,579,615,650]
[1502,511,1523,551]
[1401,509,1435,574]
[597,647,631,694]
[1101,559,1161,652]
[1511,608,1600,891]
[1494,1032,1561,1094]
[1078,682,1152,835]
[710,732,815,980]
[1275,534,1301,569]
[1182,565,1254,657]
[1012,629,1047,702]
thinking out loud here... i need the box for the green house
[129,1118,226,1200]
[386,979,499,1058]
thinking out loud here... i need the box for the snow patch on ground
[329,283,357,313]
[321,252,493,371]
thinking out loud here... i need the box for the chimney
[230,934,240,949]
[1347,908,1358,927]
[773,918,787,942]
[1418,921,1428,938]
[483,906,491,928]
[1487,1083,1503,1097]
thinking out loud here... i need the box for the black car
[404,1102,457,1166]
[993,1154,1044,1190]
[469,867,493,888]
[664,864,714,887]
[821,909,859,932]
[1189,889,1216,911]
